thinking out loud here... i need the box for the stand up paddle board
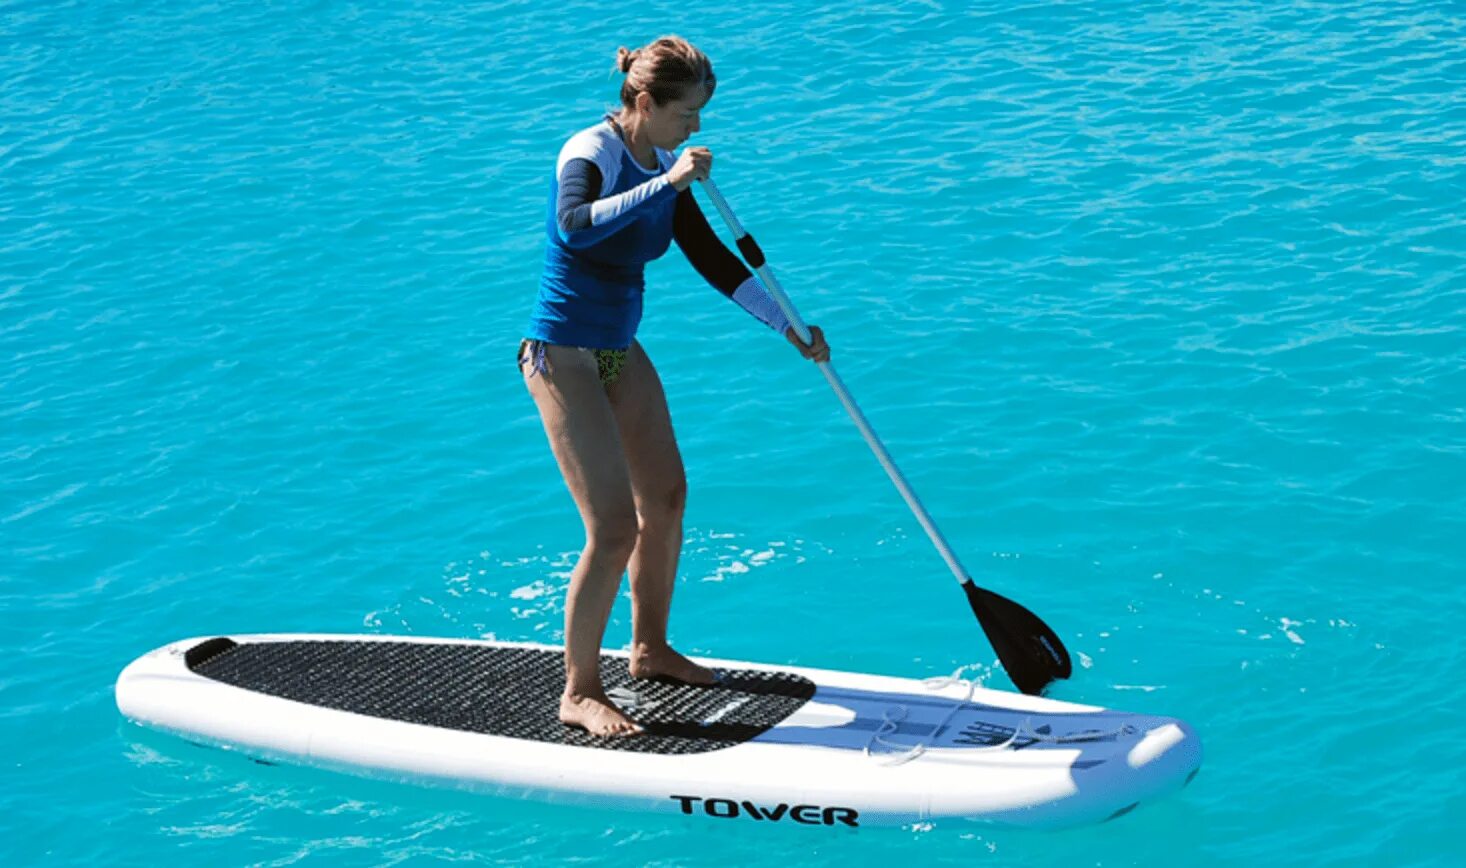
[115,634,1200,829]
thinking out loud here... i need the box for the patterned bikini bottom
[517,339,629,388]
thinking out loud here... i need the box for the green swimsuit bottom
[518,339,628,388]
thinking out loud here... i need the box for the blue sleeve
[555,158,676,249]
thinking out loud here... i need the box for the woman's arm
[555,158,676,249]
[671,189,790,333]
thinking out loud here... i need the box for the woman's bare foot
[559,691,643,737]
[629,642,717,685]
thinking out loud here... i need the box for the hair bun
[611,36,713,111]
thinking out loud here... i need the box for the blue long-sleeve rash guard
[525,116,789,350]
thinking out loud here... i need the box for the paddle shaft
[697,178,974,589]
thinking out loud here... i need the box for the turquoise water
[5,0,1464,863]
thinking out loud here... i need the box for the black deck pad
[187,638,816,755]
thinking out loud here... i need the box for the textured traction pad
[186,639,816,754]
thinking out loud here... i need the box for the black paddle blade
[962,581,1072,696]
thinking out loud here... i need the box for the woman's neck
[612,112,658,169]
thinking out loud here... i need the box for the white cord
[864,668,1138,766]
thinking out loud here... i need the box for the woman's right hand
[667,147,712,191]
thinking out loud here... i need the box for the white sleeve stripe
[588,175,671,226]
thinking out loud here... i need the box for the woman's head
[613,36,715,150]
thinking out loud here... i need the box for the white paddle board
[115,633,1201,829]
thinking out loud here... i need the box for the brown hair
[613,36,716,110]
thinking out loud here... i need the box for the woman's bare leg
[522,344,643,736]
[608,342,715,684]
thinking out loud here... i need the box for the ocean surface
[4,0,1464,864]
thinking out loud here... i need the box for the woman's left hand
[785,324,830,363]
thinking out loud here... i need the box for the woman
[520,36,830,737]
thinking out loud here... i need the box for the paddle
[697,178,1073,696]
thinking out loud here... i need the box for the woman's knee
[585,509,640,559]
[640,476,688,529]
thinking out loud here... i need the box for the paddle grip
[736,235,766,269]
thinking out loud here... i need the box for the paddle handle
[698,178,974,589]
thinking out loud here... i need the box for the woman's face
[638,84,709,150]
